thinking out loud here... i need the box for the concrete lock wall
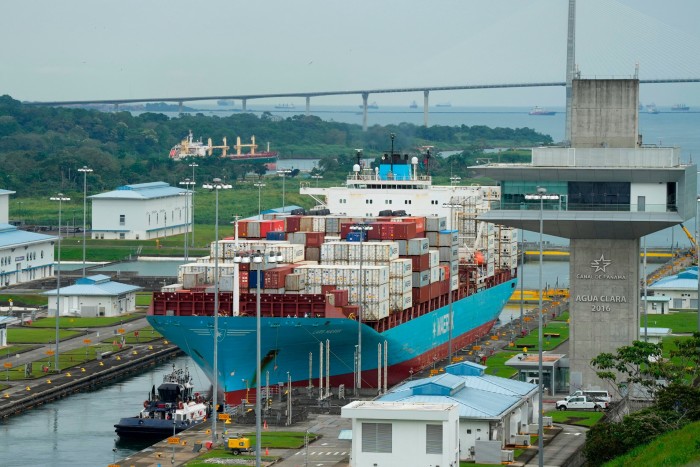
[569,238,640,390]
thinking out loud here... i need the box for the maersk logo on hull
[433,314,452,338]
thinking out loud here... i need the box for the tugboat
[114,365,209,441]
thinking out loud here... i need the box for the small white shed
[44,274,142,317]
[342,400,460,467]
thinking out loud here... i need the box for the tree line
[0,95,551,196]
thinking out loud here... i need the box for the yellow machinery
[680,223,697,247]
[227,434,253,455]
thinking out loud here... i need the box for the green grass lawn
[136,292,153,307]
[8,327,82,344]
[515,320,570,351]
[0,294,48,307]
[28,314,142,329]
[0,344,40,358]
[548,409,605,427]
[4,342,121,377]
[640,311,697,333]
[481,350,520,378]
[603,419,700,466]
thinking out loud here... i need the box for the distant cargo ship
[528,106,555,116]
[672,104,690,111]
[409,101,418,109]
[436,103,452,108]
[646,103,659,114]
[274,103,295,110]
[169,131,277,164]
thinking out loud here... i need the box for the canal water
[0,355,208,467]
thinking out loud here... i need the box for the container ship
[148,152,518,405]
[528,106,556,116]
[169,132,277,165]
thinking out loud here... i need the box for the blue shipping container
[266,231,286,240]
[248,270,265,289]
[346,232,364,242]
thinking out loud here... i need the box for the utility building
[472,78,696,390]
[89,182,190,240]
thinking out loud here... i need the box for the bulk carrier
[148,152,518,404]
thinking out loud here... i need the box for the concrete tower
[472,78,696,390]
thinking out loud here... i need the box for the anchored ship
[169,132,277,164]
[528,106,555,116]
[148,150,517,405]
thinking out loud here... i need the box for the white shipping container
[285,273,306,291]
[451,275,459,291]
[430,266,440,284]
[360,299,390,321]
[425,216,447,232]
[390,277,413,294]
[390,291,413,311]
[161,283,183,292]
[407,238,430,256]
[412,270,430,288]
[439,245,459,262]
[429,250,440,268]
[389,258,413,277]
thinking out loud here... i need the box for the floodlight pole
[78,166,92,277]
[50,193,70,373]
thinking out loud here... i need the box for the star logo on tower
[590,254,612,273]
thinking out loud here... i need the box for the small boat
[672,104,689,111]
[114,365,209,441]
[409,101,418,109]
[436,102,452,108]
[359,101,379,109]
[274,103,295,109]
[528,106,555,116]
[646,103,659,114]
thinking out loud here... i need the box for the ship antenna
[425,147,431,176]
[355,149,363,168]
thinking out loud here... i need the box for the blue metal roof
[44,275,142,296]
[89,182,186,200]
[649,266,698,291]
[0,223,55,248]
[378,361,537,420]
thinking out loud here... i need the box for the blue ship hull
[148,279,516,403]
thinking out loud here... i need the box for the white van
[568,390,611,403]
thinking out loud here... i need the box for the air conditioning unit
[543,416,553,427]
[501,450,515,462]
[514,434,531,446]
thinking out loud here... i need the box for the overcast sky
[3,0,700,107]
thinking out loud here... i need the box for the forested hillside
[0,95,551,196]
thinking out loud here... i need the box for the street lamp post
[179,178,195,261]
[235,250,282,467]
[349,224,373,395]
[189,162,198,247]
[311,174,323,187]
[277,169,291,213]
[202,178,232,445]
[50,193,70,373]
[254,182,266,219]
[442,200,461,363]
[524,186,558,467]
[77,166,92,277]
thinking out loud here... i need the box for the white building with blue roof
[0,223,56,288]
[647,266,698,311]
[89,182,190,240]
[43,274,142,317]
[371,361,538,462]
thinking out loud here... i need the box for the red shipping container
[382,222,416,240]
[259,219,285,237]
[412,285,430,304]
[340,222,353,239]
[367,222,385,240]
[441,264,450,281]
[263,265,295,288]
[331,289,349,307]
[400,216,425,233]
[285,216,302,233]
[305,232,325,247]
[321,285,335,294]
[409,254,431,272]
[237,220,250,237]
[239,271,249,288]
[430,282,442,299]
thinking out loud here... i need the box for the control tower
[473,78,696,389]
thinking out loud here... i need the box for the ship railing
[492,201,676,213]
[346,173,432,183]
